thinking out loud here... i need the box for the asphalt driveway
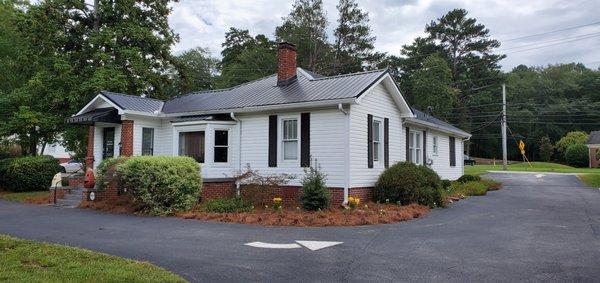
[1,172,599,282]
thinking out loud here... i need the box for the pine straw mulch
[79,196,143,214]
[176,203,429,227]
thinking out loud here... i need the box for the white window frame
[280,116,300,162]
[409,130,422,165]
[432,136,438,156]
[372,119,382,163]
[213,129,229,163]
[141,127,154,156]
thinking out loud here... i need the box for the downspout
[338,103,350,204]
[230,112,242,196]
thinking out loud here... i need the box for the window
[179,131,205,163]
[282,118,298,161]
[142,128,154,156]
[432,136,438,156]
[372,120,381,162]
[409,131,422,165]
[449,137,456,167]
[214,130,228,163]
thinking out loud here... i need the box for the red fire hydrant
[84,167,95,189]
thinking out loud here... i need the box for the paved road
[1,173,599,282]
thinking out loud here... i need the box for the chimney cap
[278,42,296,51]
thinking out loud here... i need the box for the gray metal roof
[161,69,386,114]
[101,91,164,113]
[410,107,470,137]
[588,131,600,144]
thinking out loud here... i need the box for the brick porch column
[590,147,599,168]
[121,120,134,156]
[85,125,95,169]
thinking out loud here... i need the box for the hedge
[0,156,62,192]
[565,144,589,168]
[374,161,444,208]
[116,156,202,215]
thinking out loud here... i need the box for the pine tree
[333,0,375,74]
[275,0,331,73]
[538,136,554,162]
[411,54,458,117]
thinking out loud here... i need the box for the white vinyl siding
[425,129,464,180]
[349,83,405,188]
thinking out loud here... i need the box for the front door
[103,127,115,159]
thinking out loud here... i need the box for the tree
[333,0,375,74]
[217,28,276,88]
[275,0,331,73]
[556,131,589,159]
[172,47,218,94]
[538,136,554,162]
[411,54,457,117]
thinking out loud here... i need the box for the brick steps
[54,188,84,208]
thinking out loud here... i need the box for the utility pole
[502,83,508,171]
[93,0,99,32]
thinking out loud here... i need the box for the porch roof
[66,108,121,125]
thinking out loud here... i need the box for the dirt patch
[25,190,65,205]
[79,197,141,214]
[176,203,429,227]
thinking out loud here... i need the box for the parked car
[60,160,83,173]
[464,154,476,166]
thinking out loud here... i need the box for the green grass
[0,234,186,283]
[465,162,600,175]
[0,191,48,203]
[578,174,600,188]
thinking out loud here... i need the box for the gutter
[404,118,471,139]
[230,112,242,196]
[338,103,350,204]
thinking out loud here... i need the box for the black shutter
[300,113,310,167]
[367,114,373,168]
[423,131,427,165]
[384,118,389,168]
[268,115,277,167]
[449,137,456,167]
[405,127,410,161]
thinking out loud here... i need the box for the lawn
[0,234,186,283]
[0,191,49,203]
[464,162,600,188]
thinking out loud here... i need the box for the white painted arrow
[244,242,301,249]
[535,174,545,178]
[295,241,343,251]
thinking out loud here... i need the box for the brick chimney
[277,42,297,86]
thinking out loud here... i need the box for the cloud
[169,0,600,70]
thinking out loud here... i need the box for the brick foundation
[85,125,94,168]
[201,181,236,201]
[68,175,84,189]
[590,147,599,168]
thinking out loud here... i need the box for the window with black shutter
[449,137,456,167]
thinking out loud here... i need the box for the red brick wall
[85,126,94,168]
[277,42,296,84]
[590,147,599,168]
[202,181,235,201]
[68,175,84,189]
[348,187,374,203]
[120,120,134,156]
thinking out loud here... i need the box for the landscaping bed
[0,190,56,204]
[0,234,185,282]
[177,203,429,227]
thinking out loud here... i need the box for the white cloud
[169,0,600,70]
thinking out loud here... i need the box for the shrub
[95,157,127,190]
[374,162,443,208]
[462,181,488,196]
[272,197,282,211]
[203,197,253,213]
[538,136,554,162]
[441,179,452,189]
[117,156,202,215]
[481,178,502,191]
[457,174,481,183]
[565,144,589,168]
[556,131,588,159]
[300,160,330,211]
[234,164,295,206]
[0,156,62,192]
[347,196,360,209]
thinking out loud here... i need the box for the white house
[68,42,470,203]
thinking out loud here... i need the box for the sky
[168,0,600,71]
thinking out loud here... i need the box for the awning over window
[66,108,121,125]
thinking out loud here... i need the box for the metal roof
[410,108,470,137]
[101,91,164,113]
[161,69,386,114]
[66,108,121,125]
[588,131,600,144]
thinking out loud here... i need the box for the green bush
[441,179,452,189]
[374,162,444,208]
[203,197,254,213]
[95,157,127,190]
[117,156,202,215]
[481,178,502,191]
[462,181,488,196]
[556,131,588,159]
[565,144,589,168]
[300,160,330,211]
[457,174,481,183]
[0,156,62,192]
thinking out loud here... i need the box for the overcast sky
[169,0,600,71]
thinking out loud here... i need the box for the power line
[505,33,600,54]
[499,31,600,52]
[500,20,600,42]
